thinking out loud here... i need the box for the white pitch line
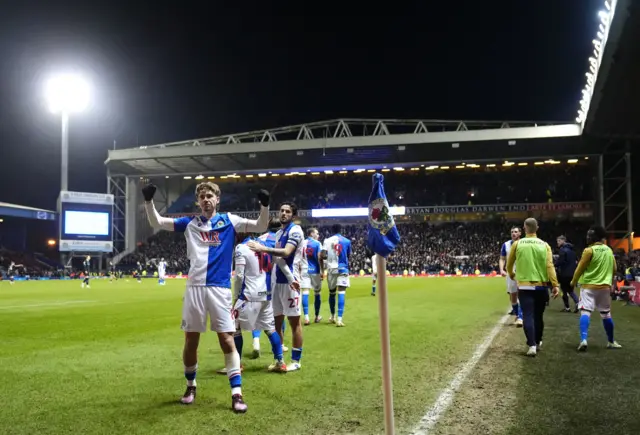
[410,314,510,435]
[0,300,95,310]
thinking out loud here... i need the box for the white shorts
[372,272,378,280]
[301,274,322,291]
[328,272,350,290]
[272,282,302,317]
[233,299,275,332]
[506,277,518,294]
[578,288,612,313]
[181,285,235,333]
[159,271,166,279]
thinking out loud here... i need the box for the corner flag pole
[376,253,395,435]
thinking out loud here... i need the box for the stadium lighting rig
[44,73,91,193]
[576,0,618,127]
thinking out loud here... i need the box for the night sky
[0,0,603,211]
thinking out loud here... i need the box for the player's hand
[247,240,265,253]
[290,281,300,292]
[142,184,157,202]
[570,281,575,288]
[257,189,270,207]
[551,287,560,299]
[508,273,516,281]
[500,270,507,277]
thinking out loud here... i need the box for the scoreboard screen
[58,191,114,252]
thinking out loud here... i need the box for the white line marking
[410,314,510,435]
[0,300,95,310]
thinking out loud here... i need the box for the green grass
[4,278,637,434]
[0,277,505,435]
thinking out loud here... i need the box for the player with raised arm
[232,234,298,373]
[571,225,621,351]
[109,261,117,283]
[247,202,304,372]
[302,227,323,324]
[8,262,21,285]
[81,256,91,289]
[142,181,270,413]
[321,224,352,327]
[157,257,167,285]
[499,227,523,327]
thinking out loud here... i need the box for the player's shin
[337,290,346,322]
[329,289,337,317]
[225,351,243,396]
[234,330,244,360]
[601,312,615,343]
[302,290,310,322]
[580,311,591,341]
[266,330,283,361]
[314,290,322,317]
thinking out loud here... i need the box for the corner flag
[367,173,400,258]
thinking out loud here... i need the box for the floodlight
[45,74,90,114]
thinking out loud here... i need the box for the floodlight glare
[45,74,90,114]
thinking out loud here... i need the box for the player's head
[161,257,165,262]
[587,225,607,245]
[556,235,566,247]
[523,218,538,235]
[268,217,281,233]
[332,223,342,235]
[510,226,521,241]
[278,202,297,224]
[195,182,221,215]
[307,227,319,240]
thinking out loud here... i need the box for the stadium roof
[585,0,640,137]
[0,202,57,221]
[105,119,591,177]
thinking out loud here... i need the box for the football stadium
[2,2,640,434]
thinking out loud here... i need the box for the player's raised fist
[257,189,270,207]
[142,184,157,202]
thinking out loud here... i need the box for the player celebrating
[250,219,288,357]
[248,202,304,372]
[136,261,143,283]
[143,181,270,413]
[571,226,622,351]
[157,257,167,285]
[81,256,91,289]
[233,234,297,373]
[499,227,523,327]
[301,227,323,324]
[7,262,21,285]
[109,261,117,283]
[321,224,352,327]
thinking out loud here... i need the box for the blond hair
[195,182,220,198]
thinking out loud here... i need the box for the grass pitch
[1,277,638,434]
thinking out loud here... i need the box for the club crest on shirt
[369,197,395,236]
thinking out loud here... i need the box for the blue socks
[372,285,376,294]
[603,317,614,343]
[329,290,336,316]
[252,330,261,340]
[292,347,302,363]
[338,291,346,318]
[267,331,283,361]
[234,333,243,359]
[314,291,321,317]
[302,291,309,316]
[580,314,590,341]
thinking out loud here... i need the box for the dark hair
[280,202,298,216]
[307,227,318,237]
[557,235,567,241]
[332,223,342,234]
[268,217,281,232]
[511,226,521,233]
[588,225,607,241]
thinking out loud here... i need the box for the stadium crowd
[169,164,594,213]
[119,220,634,277]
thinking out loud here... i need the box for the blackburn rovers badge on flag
[369,198,394,236]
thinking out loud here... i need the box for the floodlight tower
[45,74,90,192]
